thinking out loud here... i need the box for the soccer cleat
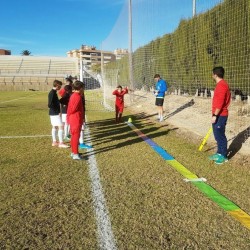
[72,154,84,160]
[208,153,220,161]
[79,143,93,149]
[52,142,58,147]
[58,143,70,148]
[214,154,228,165]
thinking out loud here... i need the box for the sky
[0,0,222,57]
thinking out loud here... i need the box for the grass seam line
[85,119,117,250]
[126,121,250,230]
[0,135,51,139]
[0,93,43,104]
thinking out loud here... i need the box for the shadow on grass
[85,114,178,156]
[164,99,195,119]
[227,126,250,159]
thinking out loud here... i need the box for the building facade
[67,45,128,69]
[0,49,11,55]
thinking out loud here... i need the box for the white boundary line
[0,135,51,139]
[3,123,117,249]
[84,120,117,250]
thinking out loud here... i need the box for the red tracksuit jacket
[67,92,84,128]
[112,88,128,109]
[212,79,231,116]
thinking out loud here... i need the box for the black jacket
[48,89,60,115]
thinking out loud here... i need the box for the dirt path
[127,91,250,164]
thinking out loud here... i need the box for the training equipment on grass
[126,121,250,230]
[128,117,132,123]
[198,127,213,151]
[183,177,207,182]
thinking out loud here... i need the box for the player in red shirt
[209,66,231,164]
[112,85,128,123]
[67,81,85,160]
[58,77,73,97]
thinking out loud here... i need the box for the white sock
[58,129,63,143]
[64,124,69,138]
[52,128,57,142]
[67,124,70,136]
[79,130,84,144]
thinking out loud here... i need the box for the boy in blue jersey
[154,74,167,122]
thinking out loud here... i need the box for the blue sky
[0,0,222,57]
[0,0,125,56]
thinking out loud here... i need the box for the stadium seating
[0,56,79,91]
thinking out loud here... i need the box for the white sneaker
[58,143,70,148]
[72,154,84,160]
[159,117,164,122]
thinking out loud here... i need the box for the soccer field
[0,91,249,249]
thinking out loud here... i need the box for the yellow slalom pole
[198,127,213,151]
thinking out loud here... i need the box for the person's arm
[120,87,128,96]
[48,91,54,108]
[154,82,160,95]
[59,94,68,105]
[211,108,221,123]
[164,81,168,94]
[68,94,81,116]
[112,90,118,95]
[211,84,227,123]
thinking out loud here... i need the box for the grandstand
[0,56,79,91]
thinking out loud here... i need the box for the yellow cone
[128,117,132,123]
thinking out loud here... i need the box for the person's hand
[211,115,217,124]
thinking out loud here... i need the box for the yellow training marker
[198,127,213,151]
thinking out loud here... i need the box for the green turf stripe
[192,182,239,211]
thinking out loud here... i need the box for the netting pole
[193,0,196,17]
[128,0,134,102]
[101,50,106,108]
[80,59,83,82]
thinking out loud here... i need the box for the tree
[21,50,31,56]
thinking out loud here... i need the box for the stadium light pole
[128,0,134,102]
[193,0,196,17]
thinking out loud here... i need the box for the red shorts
[115,105,124,113]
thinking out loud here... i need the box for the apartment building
[114,48,128,60]
[0,49,11,55]
[67,45,128,69]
